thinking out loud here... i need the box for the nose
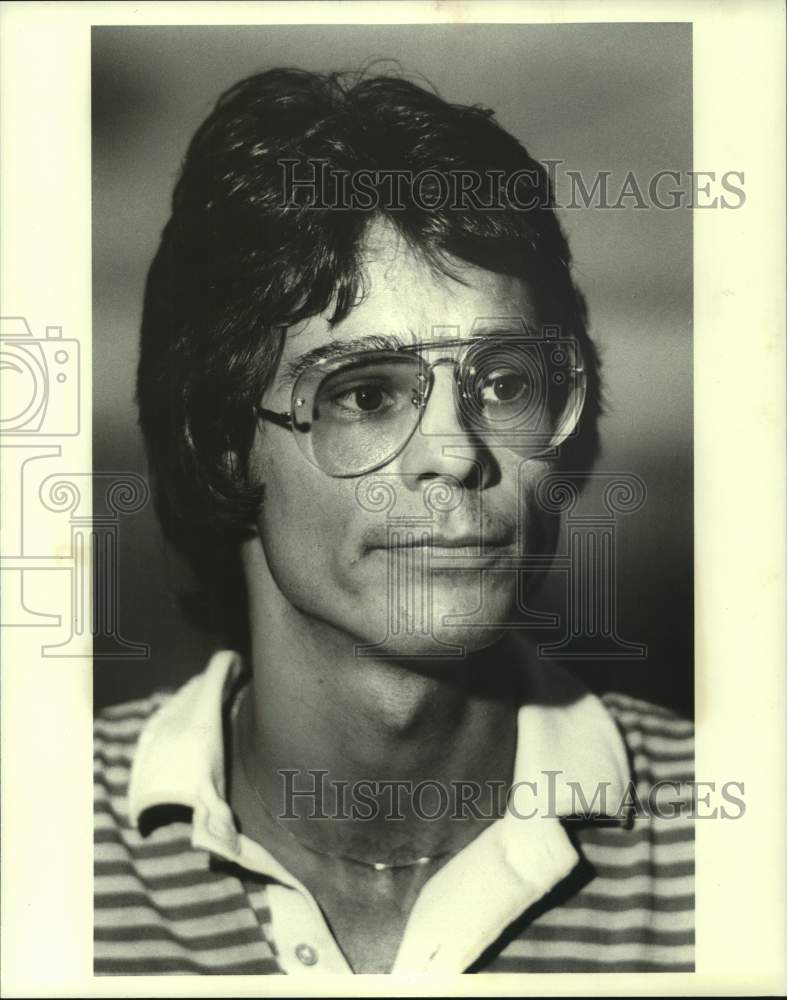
[395,364,491,488]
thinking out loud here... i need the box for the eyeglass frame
[254,335,587,478]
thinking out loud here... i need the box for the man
[94,68,693,975]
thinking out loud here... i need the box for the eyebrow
[277,333,410,387]
[276,321,537,387]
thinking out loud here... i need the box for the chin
[351,624,508,663]
[349,573,516,660]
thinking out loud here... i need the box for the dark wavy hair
[137,67,601,643]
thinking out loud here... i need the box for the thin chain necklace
[235,686,456,873]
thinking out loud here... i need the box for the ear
[220,448,242,478]
[220,447,265,535]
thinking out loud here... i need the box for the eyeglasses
[255,335,587,478]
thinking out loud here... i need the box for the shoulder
[94,690,198,899]
[94,692,236,973]
[601,690,693,737]
[601,691,693,787]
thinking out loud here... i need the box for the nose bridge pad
[453,359,472,429]
[402,365,434,456]
[412,364,431,411]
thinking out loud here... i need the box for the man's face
[245,221,559,656]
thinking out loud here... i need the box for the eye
[343,385,386,412]
[326,381,396,417]
[480,371,532,405]
[314,355,420,424]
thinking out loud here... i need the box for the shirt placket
[191,796,353,974]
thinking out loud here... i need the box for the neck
[232,538,520,864]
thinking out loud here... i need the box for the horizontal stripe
[94,716,149,738]
[95,922,268,953]
[95,765,133,786]
[491,956,693,973]
[626,727,694,747]
[631,758,694,782]
[95,863,218,891]
[533,901,695,932]
[95,874,246,908]
[94,890,253,921]
[95,905,267,938]
[98,780,135,800]
[561,873,693,899]
[502,936,693,963]
[95,782,128,805]
[94,750,134,771]
[626,821,695,840]
[95,843,201,871]
[602,693,692,724]
[94,795,129,822]
[95,829,194,857]
[578,833,694,866]
[579,822,694,846]
[627,745,694,767]
[99,695,169,720]
[95,955,280,975]
[624,732,694,756]
[94,729,143,749]
[95,938,270,966]
[521,922,694,948]
[630,784,696,804]
[606,709,694,739]
[589,858,694,881]
[95,800,129,825]
[559,891,693,913]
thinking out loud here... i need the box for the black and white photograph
[1,2,785,995]
[92,21,696,976]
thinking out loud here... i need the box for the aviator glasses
[255,334,587,478]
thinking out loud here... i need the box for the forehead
[280,220,539,360]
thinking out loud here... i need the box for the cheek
[510,458,560,555]
[253,435,357,588]
[259,448,326,546]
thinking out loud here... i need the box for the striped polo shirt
[94,648,694,974]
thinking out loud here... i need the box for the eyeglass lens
[301,341,583,477]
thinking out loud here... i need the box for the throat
[233,647,519,867]
[340,658,471,739]
[256,638,520,781]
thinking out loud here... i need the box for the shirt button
[295,942,319,966]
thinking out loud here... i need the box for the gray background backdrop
[92,23,693,716]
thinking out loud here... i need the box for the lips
[386,535,509,550]
[359,512,517,557]
[363,526,516,556]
